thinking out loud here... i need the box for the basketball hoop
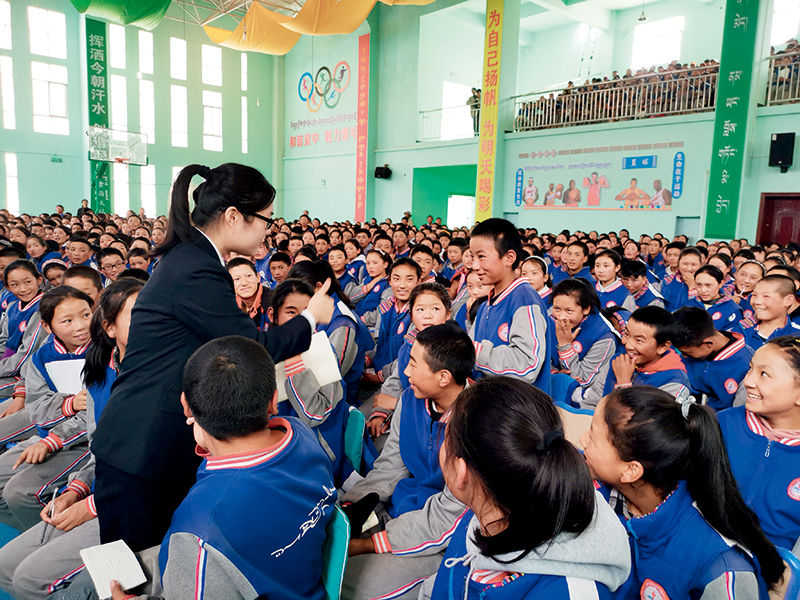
[114,157,131,165]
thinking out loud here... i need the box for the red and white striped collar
[489,277,529,305]
[596,279,623,293]
[714,333,746,361]
[202,418,295,470]
[538,286,551,298]
[755,316,789,334]
[52,337,91,355]
[19,292,43,312]
[745,410,800,446]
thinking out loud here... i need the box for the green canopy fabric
[70,0,171,30]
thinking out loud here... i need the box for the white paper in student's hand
[79,540,147,600]
[45,359,85,394]
[275,331,341,401]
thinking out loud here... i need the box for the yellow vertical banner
[475,0,503,222]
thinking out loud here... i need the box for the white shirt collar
[195,227,225,266]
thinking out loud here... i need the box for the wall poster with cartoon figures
[512,143,685,211]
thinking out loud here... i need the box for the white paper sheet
[45,359,85,394]
[275,331,341,401]
[79,539,147,600]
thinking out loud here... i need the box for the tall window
[138,30,153,75]
[0,1,11,50]
[241,96,248,154]
[172,166,183,182]
[170,37,186,80]
[202,90,222,151]
[140,164,156,217]
[201,44,222,86]
[170,84,187,147]
[28,7,66,60]
[771,0,800,46]
[139,79,155,144]
[241,53,247,91]
[113,162,129,215]
[110,74,127,132]
[4,152,18,214]
[31,61,68,135]
[0,56,13,129]
[109,24,125,70]
[631,17,685,70]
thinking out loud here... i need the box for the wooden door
[756,193,800,246]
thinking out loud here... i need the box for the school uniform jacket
[603,349,690,401]
[352,276,390,317]
[718,407,800,551]
[347,256,367,285]
[92,231,313,483]
[682,333,752,412]
[660,273,694,310]
[595,280,637,312]
[0,294,47,381]
[687,297,744,334]
[631,284,665,309]
[150,417,334,600]
[377,325,417,400]
[551,266,596,286]
[741,317,800,351]
[471,277,550,393]
[373,297,412,372]
[337,270,359,300]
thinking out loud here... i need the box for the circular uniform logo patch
[497,323,509,343]
[572,341,583,354]
[396,322,405,335]
[640,579,669,600]
[606,300,617,308]
[788,478,800,501]
[712,312,722,321]
[372,284,380,293]
[744,309,754,319]
[18,321,26,333]
[724,378,739,394]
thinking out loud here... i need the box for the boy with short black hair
[620,260,665,308]
[268,251,292,288]
[550,240,595,285]
[742,275,800,350]
[410,245,436,283]
[97,248,126,286]
[604,306,690,400]
[372,258,421,371]
[469,218,550,392]
[61,266,102,310]
[671,306,752,411]
[127,247,152,274]
[111,335,335,600]
[65,237,95,270]
[441,238,467,281]
[393,227,410,258]
[658,241,686,280]
[342,323,474,600]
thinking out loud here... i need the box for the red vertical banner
[355,34,370,223]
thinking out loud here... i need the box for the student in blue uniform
[718,336,800,552]
[254,237,273,285]
[0,248,26,316]
[372,258,420,372]
[620,260,664,308]
[350,249,391,319]
[671,306,753,411]
[604,306,690,400]
[440,238,466,281]
[551,279,619,409]
[708,252,737,299]
[519,255,552,306]
[581,386,785,600]
[593,250,636,312]
[742,275,800,351]
[228,257,270,331]
[469,219,550,392]
[96,248,127,288]
[688,265,744,333]
[345,239,367,285]
[420,376,630,600]
[550,240,595,286]
[268,251,292,289]
[329,245,359,298]
[126,248,153,275]
[733,259,765,326]
[661,247,703,310]
[453,270,488,333]
[25,237,60,273]
[64,238,96,270]
[109,335,335,600]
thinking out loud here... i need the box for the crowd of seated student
[515,58,720,130]
[0,202,794,599]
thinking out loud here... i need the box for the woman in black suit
[91,163,334,550]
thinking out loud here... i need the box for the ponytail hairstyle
[445,376,595,562]
[83,278,144,388]
[158,163,275,256]
[552,277,600,314]
[366,249,391,277]
[603,387,784,588]
[287,260,354,310]
[694,264,724,284]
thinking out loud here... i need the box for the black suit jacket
[92,232,312,481]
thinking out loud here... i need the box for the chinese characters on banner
[474,0,503,222]
[289,126,357,147]
[354,34,370,223]
[86,18,111,213]
[705,0,758,238]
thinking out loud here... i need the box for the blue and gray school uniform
[255,254,272,286]
[603,349,690,401]
[660,273,695,310]
[718,406,800,552]
[155,417,334,600]
[595,279,637,312]
[471,277,550,393]
[682,333,752,412]
[631,284,665,309]
[35,252,62,272]
[742,317,800,351]
[739,295,756,327]
[420,492,630,600]
[606,481,768,600]
[351,277,390,317]
[337,270,359,300]
[0,293,48,401]
[347,256,367,285]
[551,265,596,286]
[373,297,411,372]
[688,297,744,334]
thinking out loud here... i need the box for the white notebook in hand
[274,331,341,401]
[45,359,85,395]
[79,539,147,600]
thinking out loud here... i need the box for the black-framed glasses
[251,213,273,226]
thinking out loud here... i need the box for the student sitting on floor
[228,257,271,331]
[620,259,665,309]
[593,249,636,312]
[671,306,752,411]
[371,258,421,372]
[742,275,800,351]
[687,265,743,334]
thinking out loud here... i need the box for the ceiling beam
[525,0,610,29]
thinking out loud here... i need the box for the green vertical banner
[86,18,111,213]
[705,0,759,238]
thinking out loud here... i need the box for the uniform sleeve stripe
[195,538,208,600]
[576,338,615,385]
[474,306,541,377]
[369,577,427,600]
[34,450,91,506]
[392,508,468,556]
[287,375,332,422]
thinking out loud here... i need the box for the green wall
[411,164,477,222]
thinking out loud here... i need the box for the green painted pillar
[85,17,111,213]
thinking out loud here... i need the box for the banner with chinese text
[355,34,370,223]
[474,0,503,222]
[86,18,111,213]
[705,0,759,238]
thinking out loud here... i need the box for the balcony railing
[419,105,478,142]
[766,50,800,105]
[512,69,719,132]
